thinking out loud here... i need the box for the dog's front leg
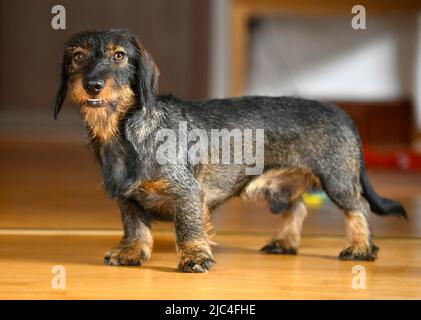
[104,198,153,266]
[174,193,214,273]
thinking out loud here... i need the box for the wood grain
[0,231,420,299]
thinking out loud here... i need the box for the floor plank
[0,231,420,299]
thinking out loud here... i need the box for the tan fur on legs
[339,198,378,261]
[261,200,307,254]
[104,236,153,266]
[345,210,370,250]
[103,196,155,267]
[176,239,215,273]
[104,223,153,266]
[243,168,320,204]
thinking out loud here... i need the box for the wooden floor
[0,231,420,299]
[1,138,421,299]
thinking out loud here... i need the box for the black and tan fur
[54,29,406,273]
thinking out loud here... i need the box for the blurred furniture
[230,0,421,96]
[229,1,421,147]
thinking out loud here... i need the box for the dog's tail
[360,154,407,219]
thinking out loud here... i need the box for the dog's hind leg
[319,167,378,261]
[261,199,307,255]
[340,205,378,261]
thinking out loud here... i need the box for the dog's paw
[177,250,215,273]
[261,239,297,255]
[104,241,150,266]
[339,244,379,261]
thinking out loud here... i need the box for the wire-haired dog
[53,29,406,273]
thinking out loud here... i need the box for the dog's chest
[97,141,139,198]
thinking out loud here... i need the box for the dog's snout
[83,79,105,96]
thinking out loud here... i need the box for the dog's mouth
[86,98,106,106]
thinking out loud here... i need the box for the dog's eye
[113,51,126,62]
[73,52,85,63]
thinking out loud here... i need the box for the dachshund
[53,29,406,272]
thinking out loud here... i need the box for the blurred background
[1,0,421,237]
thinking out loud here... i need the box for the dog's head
[53,29,159,120]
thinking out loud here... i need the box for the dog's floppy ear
[53,52,69,120]
[130,36,160,109]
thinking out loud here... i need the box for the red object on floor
[364,147,421,171]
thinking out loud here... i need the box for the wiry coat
[54,29,406,273]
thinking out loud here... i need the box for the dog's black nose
[83,79,105,96]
